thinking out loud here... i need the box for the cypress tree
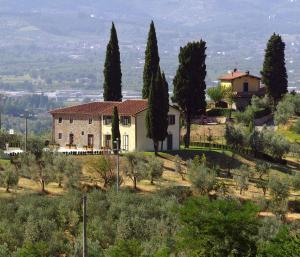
[261,33,288,105]
[103,22,122,101]
[160,72,169,150]
[146,68,166,155]
[172,41,207,148]
[142,21,160,99]
[111,106,121,152]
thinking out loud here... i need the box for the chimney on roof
[233,68,238,72]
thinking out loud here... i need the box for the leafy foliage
[174,155,185,180]
[146,69,168,154]
[177,197,260,257]
[103,22,122,101]
[188,159,217,195]
[142,21,160,99]
[123,152,147,189]
[274,94,298,125]
[86,156,117,188]
[225,124,247,149]
[147,156,163,184]
[233,165,251,195]
[0,164,19,192]
[207,84,225,106]
[258,227,300,257]
[172,41,207,148]
[268,175,290,218]
[261,33,288,104]
[111,106,121,151]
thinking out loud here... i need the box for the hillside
[0,0,300,92]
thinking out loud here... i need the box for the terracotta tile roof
[49,101,118,115]
[50,100,149,116]
[102,99,148,116]
[219,71,261,81]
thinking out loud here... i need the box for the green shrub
[206,108,232,117]
[293,118,300,134]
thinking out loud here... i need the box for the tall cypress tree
[142,21,160,99]
[103,22,122,102]
[111,106,121,152]
[172,41,207,148]
[146,68,166,154]
[261,33,288,105]
[160,72,169,150]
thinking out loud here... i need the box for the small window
[58,117,62,123]
[81,131,84,136]
[121,116,131,126]
[70,117,74,124]
[58,133,62,139]
[89,118,93,124]
[168,115,175,125]
[104,116,112,125]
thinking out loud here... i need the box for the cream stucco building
[50,99,181,153]
[219,69,266,109]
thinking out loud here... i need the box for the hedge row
[206,108,233,117]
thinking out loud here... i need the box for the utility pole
[0,95,4,131]
[25,116,28,152]
[83,195,87,257]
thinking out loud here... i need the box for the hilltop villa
[219,69,266,109]
[50,99,180,153]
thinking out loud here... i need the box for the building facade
[50,100,180,152]
[219,69,265,109]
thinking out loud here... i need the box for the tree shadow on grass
[168,149,243,171]
[239,152,295,175]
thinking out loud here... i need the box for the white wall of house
[136,107,180,152]
[101,115,137,152]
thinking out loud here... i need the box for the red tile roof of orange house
[50,100,149,116]
[219,70,261,81]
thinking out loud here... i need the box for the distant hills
[0,0,299,91]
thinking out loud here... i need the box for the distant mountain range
[0,0,299,91]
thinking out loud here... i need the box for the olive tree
[174,155,185,180]
[123,152,147,190]
[51,154,82,188]
[255,161,271,180]
[233,165,252,195]
[86,155,117,188]
[0,165,19,192]
[268,175,290,219]
[188,161,217,195]
[147,156,163,184]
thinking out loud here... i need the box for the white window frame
[122,135,129,151]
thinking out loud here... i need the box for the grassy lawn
[277,120,300,143]
[0,159,10,166]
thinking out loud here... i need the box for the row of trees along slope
[103,21,208,150]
